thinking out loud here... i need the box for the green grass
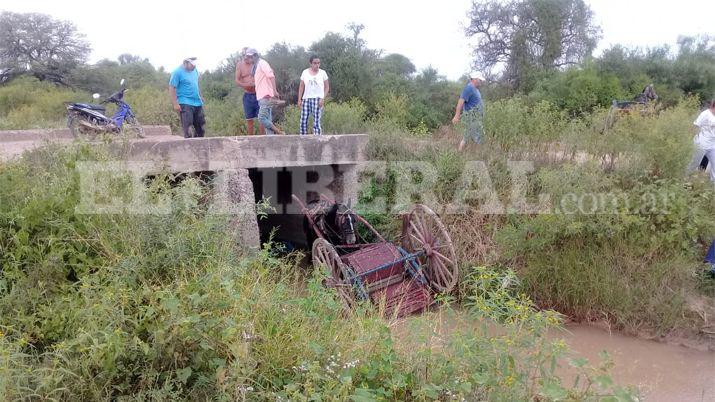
[0,77,88,129]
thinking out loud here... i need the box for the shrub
[281,98,367,135]
[0,77,87,129]
[482,97,568,154]
[322,98,368,134]
[493,164,715,333]
[0,77,180,132]
[0,146,634,400]
[574,98,697,179]
[203,90,247,136]
[124,85,179,132]
[531,67,625,115]
[374,93,410,128]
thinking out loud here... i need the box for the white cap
[184,57,197,66]
[469,71,486,81]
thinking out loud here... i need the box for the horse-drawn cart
[293,194,458,318]
[603,84,658,133]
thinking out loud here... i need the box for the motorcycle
[65,79,144,138]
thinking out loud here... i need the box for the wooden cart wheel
[312,238,356,311]
[402,204,458,293]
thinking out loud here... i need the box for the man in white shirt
[297,55,330,135]
[688,99,715,182]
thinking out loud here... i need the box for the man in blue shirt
[452,71,485,151]
[169,57,205,138]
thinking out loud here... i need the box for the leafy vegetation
[0,146,637,400]
[1,7,714,400]
[1,11,712,134]
[466,0,601,91]
[0,12,90,84]
[364,97,715,337]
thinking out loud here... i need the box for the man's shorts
[243,92,260,119]
[462,108,484,144]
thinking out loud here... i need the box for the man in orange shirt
[248,49,285,135]
[235,47,265,135]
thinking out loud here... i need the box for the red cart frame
[293,194,458,318]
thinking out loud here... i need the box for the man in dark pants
[169,57,205,138]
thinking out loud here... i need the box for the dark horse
[303,199,357,250]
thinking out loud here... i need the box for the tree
[407,67,462,129]
[377,53,416,77]
[346,22,366,48]
[265,43,309,104]
[532,65,623,115]
[594,45,671,99]
[69,55,167,94]
[198,51,244,100]
[0,12,91,84]
[310,30,379,104]
[673,35,715,101]
[593,38,715,105]
[466,0,600,91]
[118,53,148,65]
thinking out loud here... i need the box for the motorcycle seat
[71,103,106,111]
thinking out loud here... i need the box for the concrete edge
[0,125,174,142]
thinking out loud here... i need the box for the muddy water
[392,311,715,401]
[553,324,714,402]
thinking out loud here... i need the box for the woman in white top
[297,55,329,135]
[688,99,715,182]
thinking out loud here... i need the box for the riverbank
[556,323,714,402]
[392,308,715,401]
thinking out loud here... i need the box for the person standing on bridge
[169,57,206,138]
[235,47,264,135]
[298,55,329,135]
[248,49,285,135]
[452,71,486,152]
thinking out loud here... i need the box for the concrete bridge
[0,126,369,250]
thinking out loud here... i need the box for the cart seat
[341,242,406,292]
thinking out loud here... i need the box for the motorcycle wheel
[68,116,99,140]
[123,116,145,138]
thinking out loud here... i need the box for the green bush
[69,60,168,96]
[374,93,410,128]
[574,99,697,179]
[281,98,367,135]
[0,146,634,400]
[0,77,180,132]
[203,90,247,136]
[0,77,87,129]
[494,161,715,333]
[531,67,625,115]
[482,97,568,154]
[323,98,368,134]
[124,85,179,132]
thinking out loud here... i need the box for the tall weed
[0,146,635,400]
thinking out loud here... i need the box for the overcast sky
[1,0,712,80]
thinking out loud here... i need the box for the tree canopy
[0,12,91,84]
[466,0,600,91]
[0,10,712,128]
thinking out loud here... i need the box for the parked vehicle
[65,79,144,138]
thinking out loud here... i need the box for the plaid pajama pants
[300,98,322,135]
